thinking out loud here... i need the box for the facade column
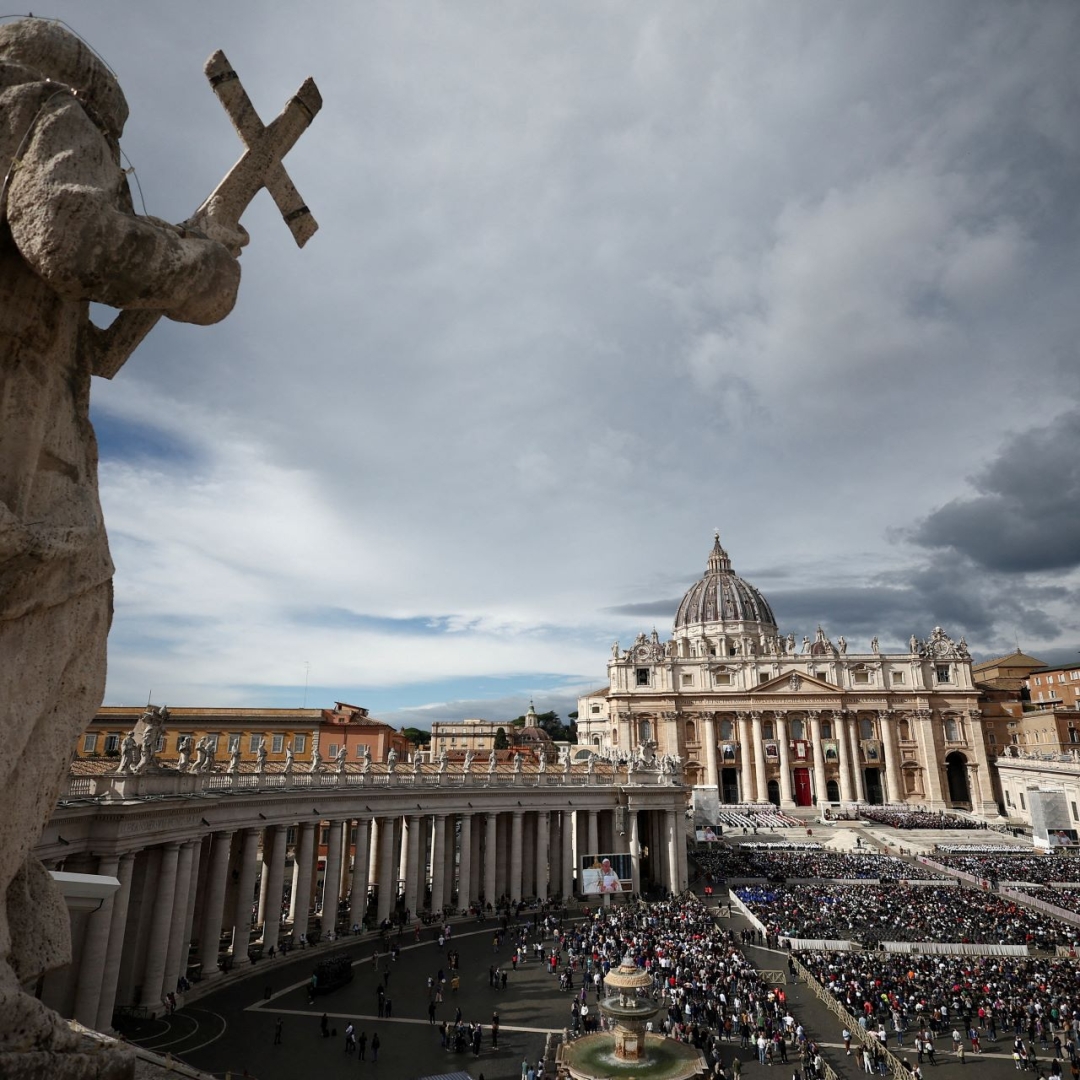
[848,716,867,801]
[162,840,196,994]
[535,811,549,902]
[665,810,680,896]
[469,818,482,903]
[376,816,396,924]
[704,714,719,789]
[404,814,423,916]
[262,825,289,950]
[776,713,796,808]
[879,711,903,804]
[737,713,753,802]
[458,812,473,910]
[966,709,1000,816]
[198,831,235,979]
[291,822,316,943]
[180,838,203,976]
[72,853,120,1026]
[321,821,344,936]
[587,810,599,858]
[561,810,575,898]
[835,711,855,802]
[139,842,180,1008]
[510,810,524,902]
[443,813,457,904]
[232,828,261,957]
[808,712,828,805]
[915,710,946,808]
[350,818,371,928]
[548,811,562,897]
[431,814,447,914]
[484,812,498,907]
[629,811,642,894]
[751,712,769,802]
[95,851,135,1031]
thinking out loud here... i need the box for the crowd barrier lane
[1056,945,1078,958]
[785,938,857,952]
[728,889,767,934]
[881,940,1030,956]
[757,968,787,985]
[1000,887,1080,930]
[916,856,983,888]
[791,956,909,1080]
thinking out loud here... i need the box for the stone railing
[63,763,677,802]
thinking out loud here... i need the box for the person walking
[371,1031,380,1062]
[274,1017,283,1045]
[357,1030,367,1060]
[345,1022,355,1053]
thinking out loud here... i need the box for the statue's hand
[182,202,250,258]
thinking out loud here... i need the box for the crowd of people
[1025,888,1080,917]
[735,883,1079,948]
[695,847,937,882]
[859,808,990,830]
[927,852,1080,885]
[713,807,803,830]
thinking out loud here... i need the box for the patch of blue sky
[288,608,459,636]
[91,405,199,467]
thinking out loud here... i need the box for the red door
[793,769,813,806]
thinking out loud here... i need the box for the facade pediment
[755,671,835,695]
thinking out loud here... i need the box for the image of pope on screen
[581,853,632,895]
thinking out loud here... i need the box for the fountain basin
[559,1031,706,1080]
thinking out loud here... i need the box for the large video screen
[580,853,633,894]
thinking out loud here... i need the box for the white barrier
[999,887,1080,930]
[785,938,857,951]
[881,941,1030,956]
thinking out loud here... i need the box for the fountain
[556,955,706,1079]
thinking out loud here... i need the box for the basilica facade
[578,534,999,816]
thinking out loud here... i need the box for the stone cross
[94,50,322,378]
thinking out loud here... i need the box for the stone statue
[412,751,422,774]
[871,636,880,654]
[255,737,267,773]
[611,640,620,659]
[226,744,241,775]
[837,635,847,655]
[359,747,372,774]
[194,735,215,774]
[801,635,811,653]
[116,733,139,775]
[177,734,193,771]
[512,751,523,773]
[538,753,547,773]
[386,747,398,772]
[0,18,268,1054]
[488,749,497,773]
[786,632,796,654]
[463,748,476,771]
[438,747,449,773]
[334,745,347,773]
[309,747,322,774]
[586,754,596,774]
[284,746,295,775]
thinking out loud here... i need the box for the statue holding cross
[0,17,320,1066]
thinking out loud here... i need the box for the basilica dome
[674,533,777,634]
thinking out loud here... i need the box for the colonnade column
[376,816,396,924]
[548,812,562,897]
[321,821,344,936]
[72,854,120,1026]
[561,811,575,898]
[808,712,828,805]
[737,713,753,802]
[776,713,795,808]
[629,811,641,894]
[291,822,316,942]
[704,714,719,789]
[350,818,371,928]
[95,851,135,1031]
[510,811,524,902]
[404,814,422,916]
[163,840,197,993]
[262,825,289,950]
[198,831,234,979]
[535,811,549,902]
[835,711,855,802]
[431,814,447,913]
[848,715,867,801]
[879,711,902,804]
[751,712,768,802]
[966,709,999,815]
[587,810,599,858]
[484,813,497,907]
[521,814,535,898]
[232,828,261,956]
[665,810,680,896]
[458,813,473,910]
[443,814,456,904]
[139,842,181,1008]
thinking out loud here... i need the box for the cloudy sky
[29,2,1080,726]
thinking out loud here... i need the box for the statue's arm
[6,98,240,325]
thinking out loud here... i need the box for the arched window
[684,720,697,745]
[640,719,652,742]
[859,717,874,740]
[944,716,960,742]
[762,721,774,740]
[612,728,619,745]
[720,719,733,740]
[821,720,833,739]
[790,718,805,740]
[897,717,911,741]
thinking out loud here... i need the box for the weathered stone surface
[0,16,242,1077]
[0,1051,134,1080]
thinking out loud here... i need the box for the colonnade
[39,797,686,1028]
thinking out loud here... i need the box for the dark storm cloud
[912,409,1080,573]
[605,599,683,618]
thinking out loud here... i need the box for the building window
[897,718,911,741]
[859,717,874,740]
[790,719,805,740]
[82,733,98,754]
[320,826,329,845]
[762,721,774,739]
[155,734,166,752]
[892,671,905,685]
[591,705,601,714]
[327,744,339,758]
[759,671,769,684]
[636,668,649,686]
[104,733,120,753]
[272,734,284,753]
[720,719,734,740]
[1072,802,1079,822]
[936,665,950,683]
[944,717,960,742]
[293,734,306,753]
[207,734,219,752]
[682,673,693,687]
[350,825,357,843]
[611,729,619,745]
[684,720,696,744]
[1019,792,1025,810]
[1005,790,1012,807]
[249,734,262,753]
[286,826,297,844]
[1070,728,1079,744]
[853,671,870,685]
[821,721,832,739]
[714,672,731,685]
[640,719,652,742]
[987,731,996,744]
[228,734,241,752]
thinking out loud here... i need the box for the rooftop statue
[0,18,319,1064]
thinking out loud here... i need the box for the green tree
[494,727,510,750]
[401,726,431,748]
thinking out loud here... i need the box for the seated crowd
[695,847,937,882]
[859,807,986,830]
[928,853,1080,885]
[714,807,803,830]
[1025,888,1080,917]
[734,883,1078,949]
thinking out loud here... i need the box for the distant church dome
[674,533,777,635]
